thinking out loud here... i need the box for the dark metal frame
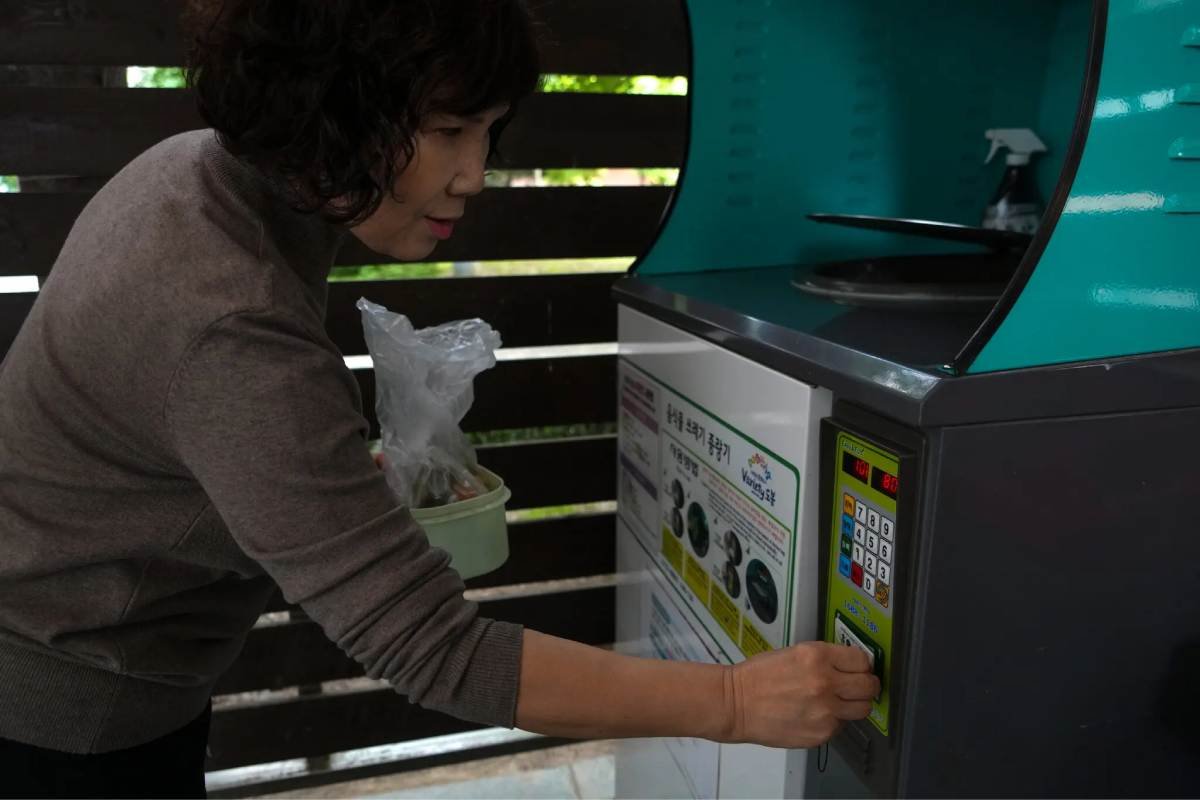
[816,402,927,796]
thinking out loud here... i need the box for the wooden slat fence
[0,0,688,73]
[0,0,688,793]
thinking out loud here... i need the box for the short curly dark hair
[186,0,541,224]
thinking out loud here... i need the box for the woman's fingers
[835,700,874,721]
[829,643,872,673]
[835,671,880,701]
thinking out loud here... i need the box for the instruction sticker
[617,369,661,540]
[617,361,800,659]
[645,586,720,800]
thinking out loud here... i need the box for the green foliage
[542,74,639,94]
[470,258,632,276]
[507,501,614,523]
[328,257,632,282]
[0,176,18,193]
[535,168,678,187]
[128,68,689,97]
[540,74,687,96]
[127,66,186,89]
[330,262,454,282]
[636,168,680,186]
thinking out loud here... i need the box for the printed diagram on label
[657,398,796,658]
[721,530,742,600]
[617,362,800,661]
[687,501,709,557]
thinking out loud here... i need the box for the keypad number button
[880,516,894,541]
[877,561,892,584]
[879,540,893,563]
[864,553,878,576]
[855,502,867,524]
[854,523,867,545]
[863,573,876,596]
[853,543,865,565]
[866,532,880,555]
[867,509,880,532]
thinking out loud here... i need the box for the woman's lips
[426,217,457,240]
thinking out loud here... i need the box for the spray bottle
[981,128,1047,234]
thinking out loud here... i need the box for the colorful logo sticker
[742,453,779,507]
[747,453,773,481]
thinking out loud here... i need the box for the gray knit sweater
[0,130,522,754]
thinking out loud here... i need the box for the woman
[0,1,878,796]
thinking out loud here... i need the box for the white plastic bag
[357,298,501,508]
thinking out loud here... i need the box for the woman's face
[348,103,510,261]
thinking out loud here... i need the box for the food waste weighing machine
[613,1,1200,797]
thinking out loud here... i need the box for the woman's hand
[725,642,879,748]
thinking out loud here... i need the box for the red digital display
[871,467,899,499]
[841,452,871,484]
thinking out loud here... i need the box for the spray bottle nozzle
[985,128,1048,166]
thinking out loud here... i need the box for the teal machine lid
[628,0,1200,375]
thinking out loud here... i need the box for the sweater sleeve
[164,308,522,728]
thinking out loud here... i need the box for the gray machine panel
[895,407,1200,796]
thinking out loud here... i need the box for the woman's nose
[449,141,488,197]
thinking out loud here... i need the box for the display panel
[826,431,900,735]
[871,466,899,499]
[842,451,871,484]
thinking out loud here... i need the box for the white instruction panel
[619,361,800,659]
[646,584,721,800]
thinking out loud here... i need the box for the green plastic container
[411,466,511,579]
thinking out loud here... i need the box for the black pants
[0,703,211,799]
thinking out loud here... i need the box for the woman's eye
[437,127,464,138]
